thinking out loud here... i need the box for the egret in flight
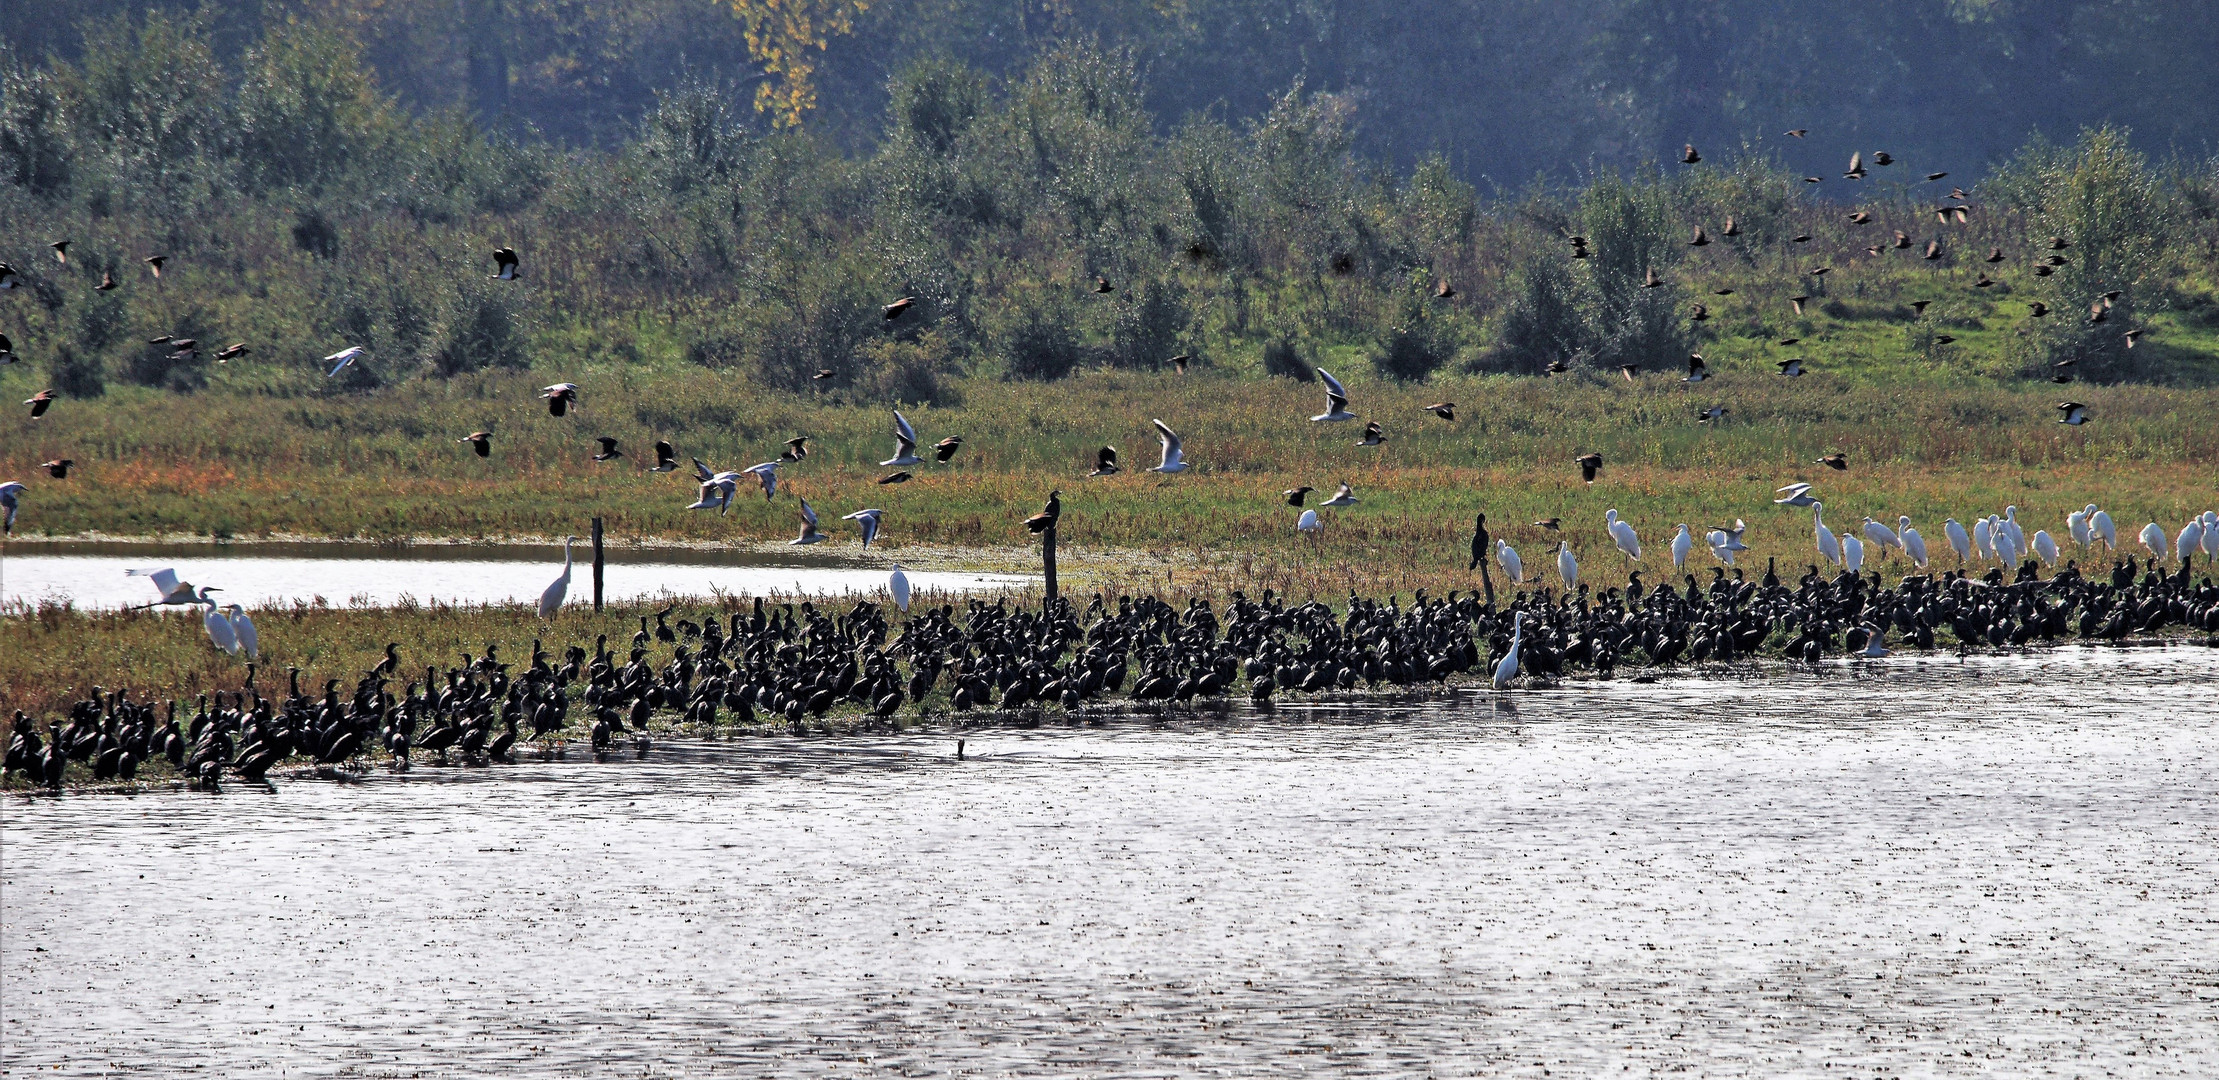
[127,568,203,609]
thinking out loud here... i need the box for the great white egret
[2002,506,2026,552]
[227,603,258,660]
[1296,509,1321,533]
[2138,521,2167,559]
[2178,518,2204,564]
[1556,541,1579,592]
[1813,503,1842,566]
[1492,612,1524,689]
[127,567,202,609]
[1993,520,2021,567]
[1944,518,1971,564]
[2090,508,2116,551]
[2203,511,2217,557]
[2068,506,2093,549]
[1671,524,1693,570]
[1148,419,1188,473]
[1605,509,1642,562]
[539,536,577,619]
[1311,369,1356,422]
[888,564,911,613]
[1495,538,1523,583]
[200,590,235,653]
[882,411,924,467]
[1841,533,1864,574]
[1973,517,1994,561]
[1899,517,1929,568]
[2029,528,2058,566]
[1861,516,1900,552]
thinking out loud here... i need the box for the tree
[729,0,870,128]
[2010,126,2169,381]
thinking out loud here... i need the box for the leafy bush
[1262,335,1312,381]
[1110,279,1187,370]
[48,344,105,399]
[996,287,1082,381]
[430,280,527,377]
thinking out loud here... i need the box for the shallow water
[4,645,2217,1078]
[0,541,1031,611]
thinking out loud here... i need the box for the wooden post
[1042,523,1058,603]
[1479,561,1496,606]
[591,517,605,612]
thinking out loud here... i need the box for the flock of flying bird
[2,134,2208,696]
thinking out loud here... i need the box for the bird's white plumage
[882,411,923,466]
[1296,509,1320,533]
[2177,519,2204,564]
[1670,524,1693,570]
[1556,541,1578,592]
[1861,516,1899,552]
[2139,521,2167,559]
[1813,503,1841,566]
[1319,482,1357,507]
[2068,505,2093,549]
[228,604,258,660]
[538,536,575,619]
[1495,539,1523,583]
[1492,612,1524,689]
[2032,530,2059,565]
[844,508,884,548]
[323,345,364,376]
[790,498,826,544]
[2090,509,2116,550]
[1148,419,1188,473]
[1774,483,1818,507]
[202,596,237,653]
[1841,533,1864,574]
[1605,509,1641,562]
[887,564,911,613]
[1311,369,1355,422]
[1899,517,1928,568]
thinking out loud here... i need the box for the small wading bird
[1148,420,1188,474]
[843,508,884,548]
[541,383,579,416]
[323,346,364,377]
[491,247,520,280]
[592,437,623,462]
[1311,369,1356,422]
[539,536,577,619]
[883,411,923,466]
[1088,446,1120,477]
[1296,508,1321,534]
[460,431,492,457]
[790,499,826,545]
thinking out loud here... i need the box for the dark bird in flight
[1284,485,1315,507]
[593,436,623,461]
[40,458,73,479]
[882,296,915,320]
[1817,453,1848,471]
[1681,144,1701,164]
[651,440,679,471]
[460,431,492,457]
[1575,453,1604,484]
[933,435,963,462]
[1088,446,1119,476]
[780,435,809,461]
[1425,401,1456,421]
[49,240,68,264]
[879,471,913,485]
[25,390,55,418]
[491,247,520,280]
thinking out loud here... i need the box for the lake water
[3,645,2216,1077]
[0,541,1033,611]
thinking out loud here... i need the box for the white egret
[1296,509,1321,533]
[1147,419,1189,473]
[1556,541,1579,592]
[882,411,924,467]
[2032,530,2059,566]
[2090,508,2116,551]
[0,480,22,533]
[1708,519,1750,567]
[1495,538,1524,583]
[2178,518,2204,564]
[1841,533,1864,574]
[1973,517,1994,561]
[1670,524,1693,570]
[1993,520,2020,567]
[1943,518,1972,564]
[227,603,258,660]
[1813,503,1842,566]
[2203,511,2217,557]
[887,564,911,613]
[1899,517,1929,568]
[127,568,202,609]
[1492,612,1524,689]
[2068,505,2093,549]
[1310,369,1357,422]
[1605,509,1642,562]
[201,591,236,653]
[1861,516,1899,553]
[2002,506,2026,551]
[2138,521,2167,559]
[539,536,577,619]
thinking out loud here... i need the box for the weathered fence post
[591,517,605,612]
[1043,523,1058,602]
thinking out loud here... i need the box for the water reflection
[3,645,2215,1077]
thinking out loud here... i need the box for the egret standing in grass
[1841,533,1864,574]
[200,590,235,653]
[888,564,911,613]
[2068,505,2093,549]
[1492,612,1525,689]
[2090,507,2116,552]
[1296,509,1321,534]
[2032,530,2059,566]
[1861,516,1900,554]
[2138,521,2168,560]
[1605,510,1642,562]
[1495,538,1523,583]
[227,603,258,660]
[1813,503,1842,566]
[1973,517,1995,562]
[1993,518,2020,568]
[539,536,577,619]
[1899,517,1929,568]
[2177,518,2204,565]
[1671,524,1693,570]
[1944,518,1972,565]
[1556,541,1579,592]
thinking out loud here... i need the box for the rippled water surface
[0,541,1030,610]
[5,646,2216,1077]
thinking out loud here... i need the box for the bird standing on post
[1025,491,1062,534]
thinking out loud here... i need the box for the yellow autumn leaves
[729,0,870,128]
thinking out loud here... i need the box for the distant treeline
[2,10,2217,401]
